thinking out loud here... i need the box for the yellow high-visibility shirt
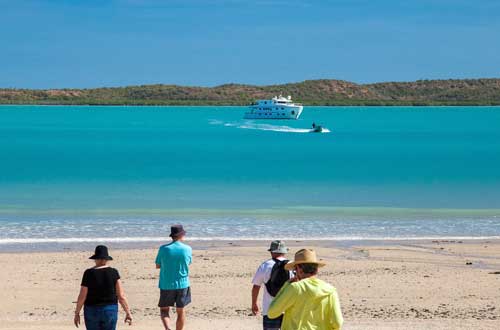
[268,277,343,330]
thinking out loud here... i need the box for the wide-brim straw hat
[284,248,326,271]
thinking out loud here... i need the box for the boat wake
[210,120,330,134]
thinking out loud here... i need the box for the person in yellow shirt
[267,249,343,330]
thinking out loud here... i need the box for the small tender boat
[310,122,324,133]
[311,125,324,133]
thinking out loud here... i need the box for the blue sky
[1,0,499,88]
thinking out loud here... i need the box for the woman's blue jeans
[84,304,118,330]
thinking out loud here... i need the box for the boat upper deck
[251,95,302,106]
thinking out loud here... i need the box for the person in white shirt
[251,240,290,330]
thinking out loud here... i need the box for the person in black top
[74,245,132,330]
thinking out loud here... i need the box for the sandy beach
[1,240,499,330]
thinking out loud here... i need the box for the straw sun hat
[284,248,326,271]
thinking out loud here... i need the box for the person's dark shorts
[263,315,283,330]
[158,287,192,308]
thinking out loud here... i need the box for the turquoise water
[1,105,500,245]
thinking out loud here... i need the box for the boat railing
[250,101,302,106]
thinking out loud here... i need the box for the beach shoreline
[1,240,499,329]
[2,237,500,253]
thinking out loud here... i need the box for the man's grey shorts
[158,287,192,308]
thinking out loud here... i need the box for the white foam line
[0,237,167,244]
[1,236,500,245]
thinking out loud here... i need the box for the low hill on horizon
[1,78,500,106]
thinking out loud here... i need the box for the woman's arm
[116,279,132,325]
[74,286,88,328]
[331,290,344,330]
[267,282,297,319]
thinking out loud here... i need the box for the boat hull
[244,106,303,120]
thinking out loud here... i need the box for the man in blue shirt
[156,224,192,330]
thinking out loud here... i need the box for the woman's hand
[116,279,133,325]
[74,286,87,328]
[74,313,81,328]
[124,312,133,325]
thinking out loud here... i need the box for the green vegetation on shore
[1,78,500,106]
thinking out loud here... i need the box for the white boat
[244,95,303,120]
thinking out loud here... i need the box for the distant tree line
[1,79,500,106]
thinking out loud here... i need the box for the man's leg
[159,290,177,330]
[175,287,191,330]
[176,307,185,330]
[160,307,172,330]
